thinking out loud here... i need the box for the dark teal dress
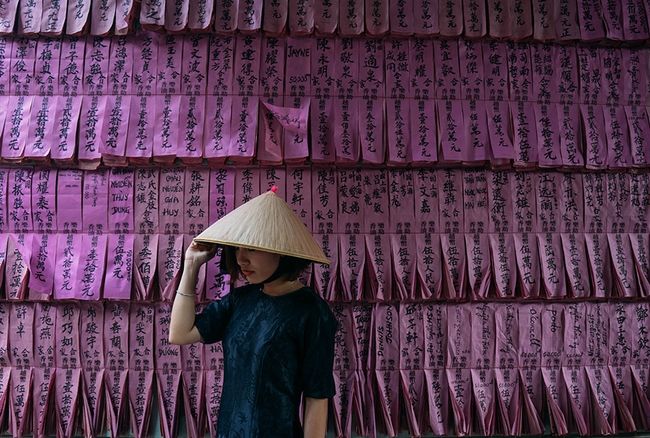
[195,284,337,438]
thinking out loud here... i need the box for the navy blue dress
[195,284,337,438]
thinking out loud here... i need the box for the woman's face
[235,247,281,283]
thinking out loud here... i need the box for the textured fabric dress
[195,284,337,438]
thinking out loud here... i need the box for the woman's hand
[184,241,218,269]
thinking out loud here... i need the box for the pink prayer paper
[51,96,82,163]
[601,48,623,106]
[536,172,559,233]
[203,95,232,164]
[187,0,212,30]
[234,167,260,208]
[157,34,183,96]
[540,305,569,433]
[607,173,631,234]
[625,105,650,166]
[608,233,639,297]
[8,303,34,437]
[487,171,513,234]
[577,48,603,105]
[312,168,338,234]
[83,169,110,234]
[139,0,165,28]
[487,100,515,162]
[458,40,485,100]
[423,368,449,435]
[310,39,336,163]
[0,37,11,94]
[514,233,541,298]
[577,0,606,40]
[560,366,590,435]
[490,233,517,298]
[83,37,110,96]
[228,95,259,163]
[400,369,425,436]
[337,169,363,234]
[90,0,115,34]
[365,0,388,35]
[584,233,612,297]
[204,344,225,438]
[9,38,36,95]
[423,304,446,372]
[5,234,32,300]
[534,103,562,168]
[25,95,58,159]
[471,368,496,435]
[76,233,108,300]
[390,233,416,301]
[559,173,584,233]
[585,303,609,367]
[412,0,439,35]
[437,99,464,163]
[416,233,442,300]
[462,99,489,163]
[390,0,414,35]
[630,173,650,233]
[237,0,262,32]
[364,234,392,301]
[104,233,135,300]
[512,172,537,233]
[158,234,184,301]
[338,234,365,301]
[555,45,579,104]
[181,342,205,438]
[494,304,522,435]
[630,233,650,296]
[471,303,496,369]
[332,369,354,437]
[108,36,133,96]
[517,304,544,434]
[314,0,337,33]
[434,40,461,100]
[0,1,18,33]
[608,364,637,432]
[624,1,650,39]
[128,303,155,438]
[79,302,106,437]
[554,0,580,40]
[66,0,91,34]
[205,169,234,300]
[581,104,608,169]
[177,95,206,162]
[183,168,209,236]
[372,305,399,436]
[115,0,136,34]
[133,233,159,301]
[314,234,339,300]
[557,104,584,168]
[134,168,159,235]
[487,0,511,36]
[358,40,385,163]
[445,304,472,435]
[483,41,508,102]
[507,43,533,101]
[0,169,5,230]
[438,0,463,36]
[462,0,486,36]
[439,169,464,235]
[511,101,539,168]
[104,302,129,437]
[132,33,158,97]
[440,233,467,300]
[361,169,389,234]
[561,233,591,298]
[1,95,32,161]
[54,303,82,438]
[352,303,373,370]
[32,303,56,438]
[385,39,410,100]
[531,0,556,40]
[288,0,314,34]
[339,0,364,35]
[511,0,534,38]
[330,304,354,435]
[622,49,648,106]
[601,0,624,40]
[387,169,415,234]
[213,0,238,32]
[563,302,586,368]
[414,169,439,234]
[8,168,33,233]
[286,167,312,230]
[583,173,608,234]
[159,168,185,235]
[258,101,284,165]
[260,37,286,102]
[584,366,617,434]
[164,0,188,31]
[29,232,57,300]
[101,94,131,164]
[78,95,107,168]
[34,38,61,95]
[334,39,360,164]
[152,94,181,163]
[0,234,7,286]
[537,233,567,298]
[262,0,287,33]
[410,98,437,164]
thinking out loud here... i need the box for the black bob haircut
[219,245,312,283]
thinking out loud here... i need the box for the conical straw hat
[194,187,329,265]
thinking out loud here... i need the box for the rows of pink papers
[2,0,650,42]
[5,166,650,300]
[0,301,646,437]
[0,34,649,168]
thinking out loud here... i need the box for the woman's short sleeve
[194,294,234,344]
[300,304,338,399]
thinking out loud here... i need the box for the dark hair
[219,246,311,283]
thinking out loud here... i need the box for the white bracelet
[176,290,195,298]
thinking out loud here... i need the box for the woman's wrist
[183,258,202,274]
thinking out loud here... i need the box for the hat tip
[270,185,278,193]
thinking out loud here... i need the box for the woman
[169,187,336,438]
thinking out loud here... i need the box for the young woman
[169,187,336,438]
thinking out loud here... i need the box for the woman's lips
[242,270,254,276]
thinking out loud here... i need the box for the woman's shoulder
[297,287,336,324]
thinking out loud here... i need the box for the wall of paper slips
[1,33,650,169]
[4,0,650,42]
